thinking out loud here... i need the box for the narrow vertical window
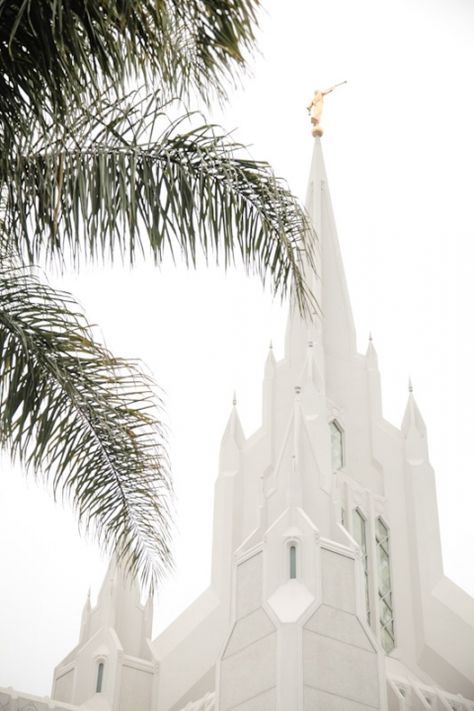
[329,420,344,471]
[376,518,395,653]
[289,544,297,579]
[96,662,104,693]
[352,509,371,625]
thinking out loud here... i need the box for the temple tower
[214,137,386,710]
[36,136,474,711]
[52,558,158,711]
[149,137,473,710]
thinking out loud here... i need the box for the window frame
[352,507,371,626]
[95,659,105,694]
[329,419,345,472]
[289,544,297,579]
[375,516,396,654]
[286,539,300,580]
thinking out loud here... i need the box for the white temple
[2,138,473,711]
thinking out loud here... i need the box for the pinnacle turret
[401,378,429,467]
[285,137,356,374]
[401,381,426,439]
[219,397,245,475]
[264,341,276,377]
[365,332,382,420]
[366,332,378,366]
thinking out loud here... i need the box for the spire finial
[369,331,373,342]
[269,340,273,350]
[307,81,347,137]
[295,385,301,397]
[232,391,237,407]
[408,377,413,394]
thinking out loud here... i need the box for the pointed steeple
[401,379,426,439]
[366,332,378,367]
[264,341,276,377]
[212,396,246,596]
[285,138,356,371]
[401,379,428,465]
[262,342,277,458]
[95,555,141,629]
[219,395,245,475]
[309,138,357,358]
[365,332,382,420]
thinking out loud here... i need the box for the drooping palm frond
[0,252,172,590]
[3,93,317,316]
[0,0,261,139]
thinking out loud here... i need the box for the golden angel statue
[307,81,347,137]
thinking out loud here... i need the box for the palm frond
[0,0,261,139]
[0,253,172,590]
[3,93,316,316]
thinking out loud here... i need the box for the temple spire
[219,398,244,475]
[264,342,276,377]
[366,332,378,366]
[309,139,357,358]
[285,137,357,370]
[402,383,426,440]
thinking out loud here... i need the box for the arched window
[329,420,344,471]
[96,662,104,693]
[289,544,297,579]
[376,517,395,653]
[352,509,371,625]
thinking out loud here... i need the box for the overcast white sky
[1,0,474,696]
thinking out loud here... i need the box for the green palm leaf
[3,93,316,315]
[0,3,317,587]
[0,252,172,589]
[0,0,261,139]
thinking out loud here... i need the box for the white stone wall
[119,664,154,711]
[219,552,277,710]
